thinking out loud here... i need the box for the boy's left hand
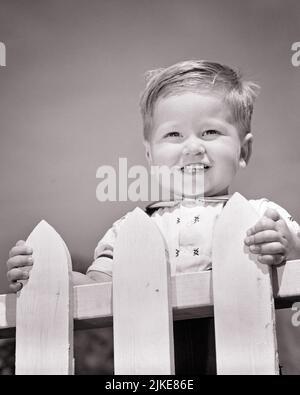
[244,208,295,266]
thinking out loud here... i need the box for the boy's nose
[182,140,206,156]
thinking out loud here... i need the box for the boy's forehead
[152,91,235,124]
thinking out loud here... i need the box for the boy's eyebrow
[153,116,236,137]
[153,121,180,133]
[156,118,233,130]
[201,118,233,128]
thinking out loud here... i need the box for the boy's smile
[145,92,253,198]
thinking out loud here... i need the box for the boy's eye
[202,130,220,139]
[163,131,182,139]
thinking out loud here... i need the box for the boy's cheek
[152,152,181,167]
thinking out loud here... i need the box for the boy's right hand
[6,240,33,293]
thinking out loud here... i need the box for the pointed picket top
[212,192,279,375]
[113,207,175,374]
[16,220,74,375]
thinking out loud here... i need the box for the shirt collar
[146,195,231,210]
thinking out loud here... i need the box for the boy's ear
[144,140,152,164]
[239,133,253,168]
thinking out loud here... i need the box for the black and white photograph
[0,0,299,377]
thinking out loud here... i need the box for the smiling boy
[145,92,251,199]
[6,60,300,373]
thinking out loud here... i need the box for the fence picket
[212,193,279,374]
[113,208,175,374]
[15,220,73,375]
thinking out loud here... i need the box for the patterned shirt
[87,196,300,276]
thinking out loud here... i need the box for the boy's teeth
[183,164,205,174]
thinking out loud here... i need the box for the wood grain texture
[212,193,279,375]
[113,207,175,375]
[15,220,74,375]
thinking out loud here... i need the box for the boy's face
[145,91,252,198]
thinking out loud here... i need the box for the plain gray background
[0,0,299,373]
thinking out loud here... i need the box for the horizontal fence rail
[1,262,300,337]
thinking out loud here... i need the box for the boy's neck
[173,194,230,202]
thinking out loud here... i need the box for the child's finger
[9,244,33,258]
[249,241,286,255]
[9,282,23,293]
[244,230,282,246]
[7,268,30,283]
[257,254,285,266]
[7,255,33,271]
[247,217,276,236]
[263,208,281,222]
[16,240,26,247]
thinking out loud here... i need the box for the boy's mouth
[180,163,211,174]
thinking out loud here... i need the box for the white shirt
[87,197,300,276]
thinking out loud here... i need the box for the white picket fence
[0,193,300,374]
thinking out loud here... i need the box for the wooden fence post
[212,193,279,374]
[15,220,74,375]
[113,208,175,375]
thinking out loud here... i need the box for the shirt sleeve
[86,214,129,276]
[251,198,300,235]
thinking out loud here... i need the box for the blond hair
[140,60,260,140]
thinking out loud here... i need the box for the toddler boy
[7,60,300,373]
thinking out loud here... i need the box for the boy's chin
[171,188,206,200]
[168,187,229,200]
